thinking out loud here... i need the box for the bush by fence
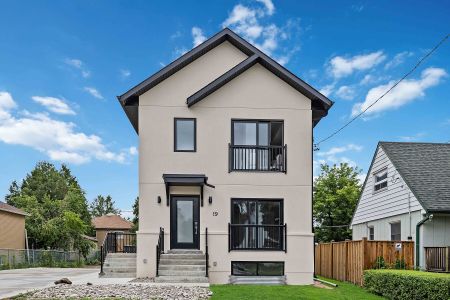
[315,238,414,285]
[364,269,450,300]
[0,248,99,270]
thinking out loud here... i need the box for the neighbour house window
[368,226,374,240]
[231,120,284,171]
[231,261,284,276]
[230,199,284,250]
[373,168,388,192]
[174,118,196,152]
[390,222,401,241]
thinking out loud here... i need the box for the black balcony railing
[228,223,287,252]
[229,144,287,172]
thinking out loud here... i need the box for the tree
[131,196,139,232]
[313,163,362,242]
[5,162,93,255]
[89,195,119,217]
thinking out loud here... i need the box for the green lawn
[210,278,383,300]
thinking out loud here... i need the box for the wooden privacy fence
[315,238,414,286]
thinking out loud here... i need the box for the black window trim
[231,118,284,147]
[231,261,285,276]
[230,198,284,225]
[174,117,197,152]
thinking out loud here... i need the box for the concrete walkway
[0,267,133,299]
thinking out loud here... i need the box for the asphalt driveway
[0,267,131,299]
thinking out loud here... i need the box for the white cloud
[120,69,131,78]
[256,0,275,15]
[192,27,207,47]
[0,91,131,165]
[83,87,104,100]
[31,96,75,115]
[128,146,138,155]
[174,47,188,57]
[319,83,335,97]
[328,51,386,78]
[317,144,363,158]
[221,1,299,62]
[399,132,426,142]
[314,144,363,176]
[335,85,356,100]
[384,51,413,70]
[352,67,447,117]
[64,58,91,78]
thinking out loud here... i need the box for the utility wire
[314,34,450,150]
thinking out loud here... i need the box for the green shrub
[364,269,450,300]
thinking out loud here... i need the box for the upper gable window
[174,118,196,152]
[373,168,388,192]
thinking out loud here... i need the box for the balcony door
[231,120,284,171]
[170,196,200,249]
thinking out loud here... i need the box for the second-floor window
[174,118,196,152]
[230,120,286,172]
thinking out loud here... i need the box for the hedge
[364,269,450,300]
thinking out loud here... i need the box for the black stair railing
[205,227,209,277]
[100,232,137,275]
[156,227,164,276]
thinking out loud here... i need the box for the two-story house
[117,28,332,284]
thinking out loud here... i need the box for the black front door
[170,196,200,249]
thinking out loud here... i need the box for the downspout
[415,214,431,268]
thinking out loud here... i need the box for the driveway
[0,267,132,299]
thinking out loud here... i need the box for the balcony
[228,223,287,252]
[229,144,287,173]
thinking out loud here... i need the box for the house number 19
[212,211,218,216]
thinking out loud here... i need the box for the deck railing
[156,227,164,276]
[228,223,286,252]
[425,246,450,272]
[229,144,287,172]
[100,232,136,275]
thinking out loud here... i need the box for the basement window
[231,261,284,276]
[373,168,388,192]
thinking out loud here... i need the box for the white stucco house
[112,28,333,284]
[351,142,450,271]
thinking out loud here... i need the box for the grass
[210,278,383,300]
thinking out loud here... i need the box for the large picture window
[174,118,196,152]
[229,198,285,251]
[231,261,284,276]
[230,120,285,172]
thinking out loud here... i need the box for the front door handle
[194,222,198,235]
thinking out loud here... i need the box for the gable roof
[379,142,450,213]
[92,214,133,230]
[0,201,29,216]
[118,28,333,133]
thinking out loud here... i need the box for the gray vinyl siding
[422,215,450,247]
[352,146,424,226]
[352,211,422,241]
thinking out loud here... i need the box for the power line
[314,34,450,150]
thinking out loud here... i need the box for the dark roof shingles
[380,142,450,213]
[0,201,29,216]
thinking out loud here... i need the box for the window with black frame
[230,199,284,250]
[231,261,284,276]
[230,120,284,172]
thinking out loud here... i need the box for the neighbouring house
[0,201,29,249]
[351,142,450,271]
[92,214,133,248]
[117,28,332,284]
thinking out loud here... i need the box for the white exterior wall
[136,41,314,284]
[352,146,424,226]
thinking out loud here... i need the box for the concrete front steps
[155,249,209,283]
[100,253,136,278]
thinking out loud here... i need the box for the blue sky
[0,1,449,215]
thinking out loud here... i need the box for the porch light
[157,196,161,204]
[208,196,213,204]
